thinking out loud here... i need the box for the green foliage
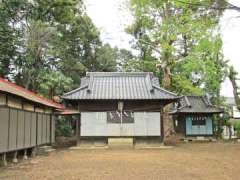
[92,44,118,72]
[233,122,240,138]
[126,0,227,97]
[39,71,73,98]
[172,75,203,95]
[55,117,73,137]
[0,0,120,97]
[0,0,26,77]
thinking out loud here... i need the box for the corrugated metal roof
[62,72,178,100]
[0,78,64,109]
[173,96,223,114]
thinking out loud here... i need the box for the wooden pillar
[12,151,18,163]
[76,113,81,144]
[160,107,164,142]
[79,113,81,139]
[23,149,28,160]
[31,147,36,157]
[1,153,7,166]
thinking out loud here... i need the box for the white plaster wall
[81,112,160,136]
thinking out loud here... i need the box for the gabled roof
[0,78,64,109]
[173,96,224,114]
[62,72,178,100]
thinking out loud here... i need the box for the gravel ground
[0,142,240,180]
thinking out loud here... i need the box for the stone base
[108,138,133,149]
[12,152,18,163]
[37,146,56,155]
[70,146,108,150]
[182,137,216,142]
[1,153,7,167]
[12,158,18,163]
[134,142,169,149]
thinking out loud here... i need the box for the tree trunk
[163,67,172,90]
[229,67,240,111]
[229,126,232,140]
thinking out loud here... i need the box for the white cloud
[83,0,134,50]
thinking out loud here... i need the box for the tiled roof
[173,96,224,114]
[62,72,178,100]
[0,78,64,109]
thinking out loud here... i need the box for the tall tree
[0,0,27,78]
[15,20,55,91]
[229,66,240,110]
[0,0,118,97]
[126,0,227,98]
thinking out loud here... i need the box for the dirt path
[0,143,240,180]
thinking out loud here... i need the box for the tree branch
[176,0,240,12]
[138,39,161,54]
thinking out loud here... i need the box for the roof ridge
[185,95,202,97]
[201,96,213,106]
[152,85,178,97]
[62,84,88,97]
[184,96,191,107]
[86,72,153,77]
[145,73,154,92]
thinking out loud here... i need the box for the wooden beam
[160,106,164,142]
[76,115,80,143]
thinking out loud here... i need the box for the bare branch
[138,39,161,54]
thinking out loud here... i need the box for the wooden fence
[0,106,55,154]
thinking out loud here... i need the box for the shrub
[233,122,240,138]
[55,117,73,137]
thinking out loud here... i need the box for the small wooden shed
[0,78,64,163]
[173,96,223,137]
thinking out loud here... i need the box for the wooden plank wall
[31,113,37,146]
[24,112,31,148]
[51,116,55,143]
[0,107,9,153]
[42,114,47,144]
[46,115,50,143]
[37,113,43,145]
[0,93,7,105]
[17,110,25,149]
[8,109,18,151]
[0,106,54,154]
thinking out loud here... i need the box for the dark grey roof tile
[174,96,223,114]
[62,72,178,100]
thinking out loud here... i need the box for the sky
[83,0,240,97]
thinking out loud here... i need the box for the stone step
[108,138,133,149]
[135,145,173,149]
[70,146,108,150]
[37,146,55,155]
[182,137,217,142]
[38,145,53,151]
